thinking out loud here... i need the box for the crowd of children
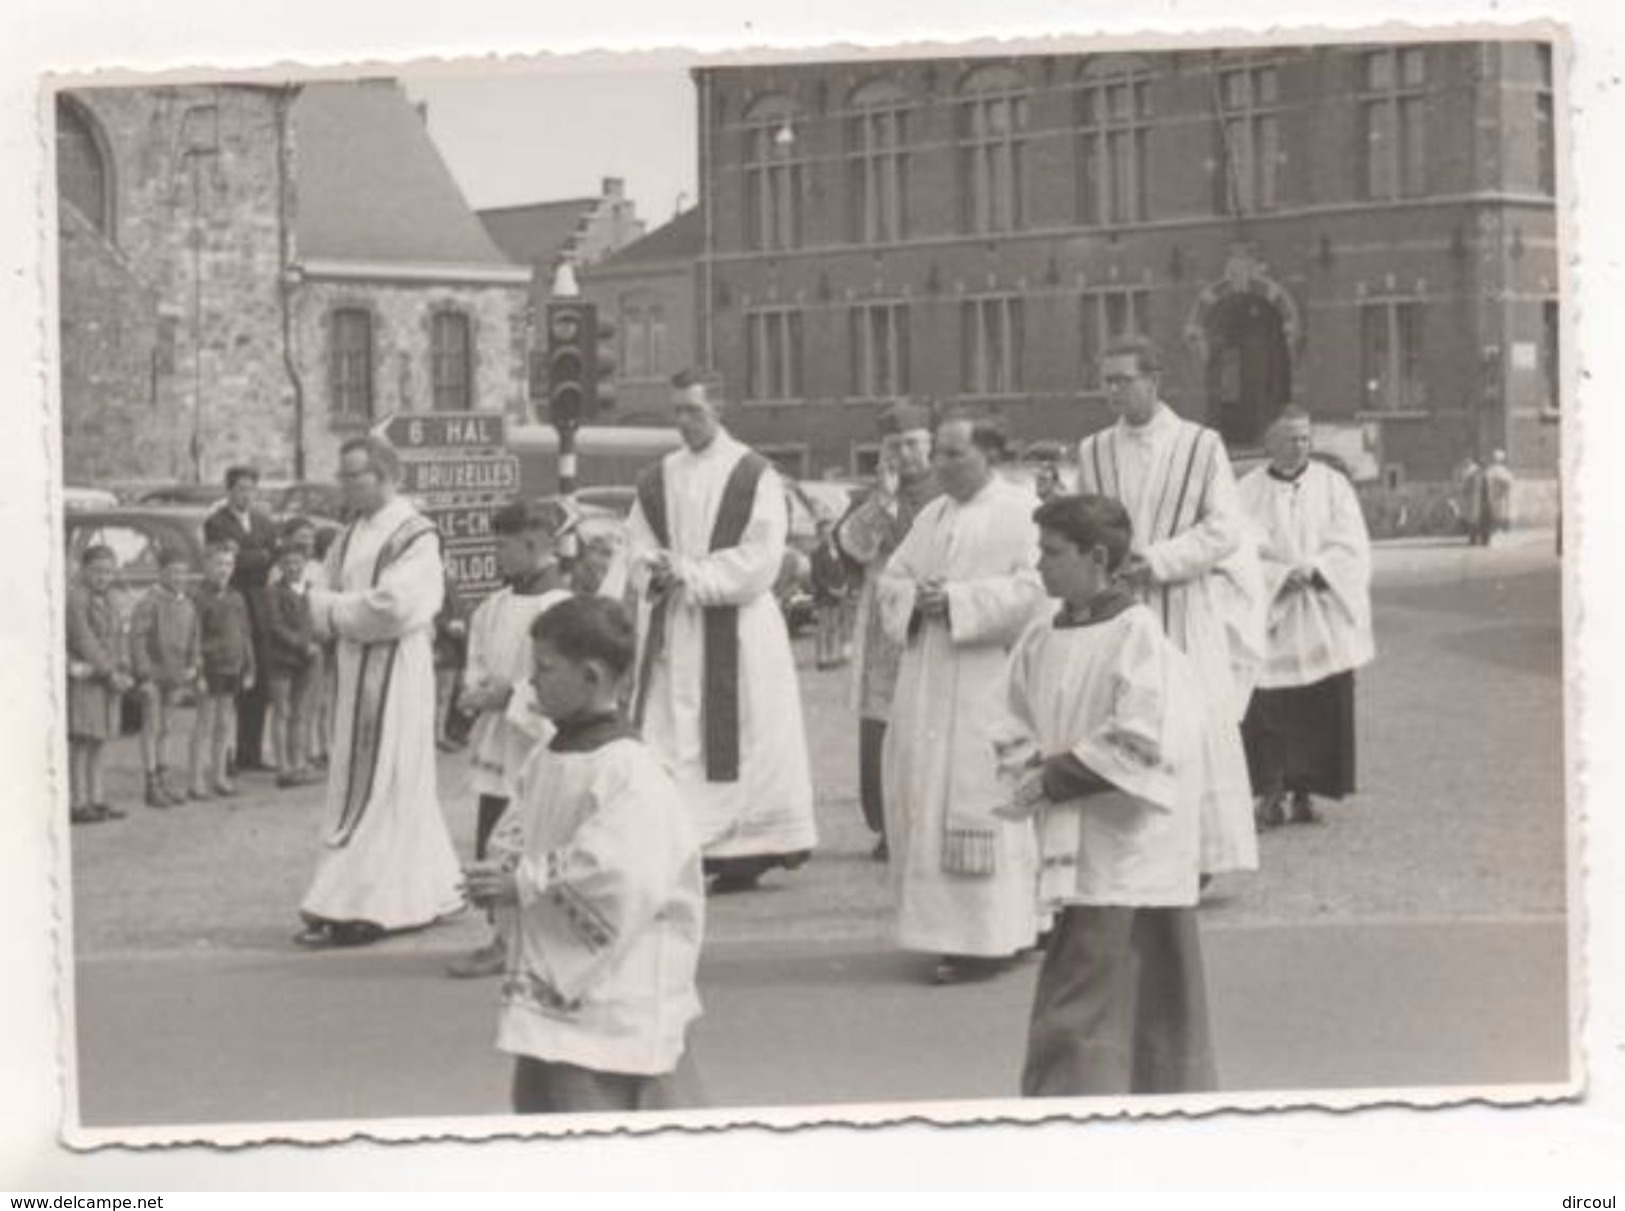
[66,516,336,822]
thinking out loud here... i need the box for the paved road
[74,918,1569,1131]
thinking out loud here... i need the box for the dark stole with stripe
[632,450,769,783]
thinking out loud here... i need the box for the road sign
[375,412,508,452]
[443,546,503,600]
[402,454,521,497]
[423,503,499,546]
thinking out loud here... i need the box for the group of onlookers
[65,467,333,823]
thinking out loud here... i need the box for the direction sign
[375,411,508,452]
[402,454,521,497]
[423,503,499,546]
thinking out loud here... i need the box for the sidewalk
[73,917,1569,1132]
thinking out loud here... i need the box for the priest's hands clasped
[461,860,517,908]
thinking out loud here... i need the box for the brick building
[578,206,702,426]
[691,43,1561,496]
[56,78,529,485]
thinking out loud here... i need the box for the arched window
[1077,57,1154,225]
[430,309,474,412]
[957,64,1029,234]
[845,78,912,243]
[742,94,803,251]
[56,95,113,238]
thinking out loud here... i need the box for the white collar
[1118,403,1176,442]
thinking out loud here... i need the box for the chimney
[602,177,625,199]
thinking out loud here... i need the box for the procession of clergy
[293,335,1374,1103]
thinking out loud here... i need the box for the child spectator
[66,545,133,824]
[264,542,321,788]
[999,494,1216,1097]
[191,541,256,799]
[446,498,572,979]
[463,596,704,1114]
[128,547,200,808]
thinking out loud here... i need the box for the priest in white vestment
[878,415,1046,984]
[626,372,816,894]
[297,435,464,947]
[1238,407,1375,826]
[1076,337,1265,877]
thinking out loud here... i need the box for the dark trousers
[859,717,887,836]
[475,794,508,861]
[511,1052,702,1115]
[1022,905,1218,1098]
[235,591,269,767]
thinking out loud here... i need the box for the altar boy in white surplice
[1000,493,1216,1097]
[296,436,464,948]
[1076,337,1265,878]
[878,415,1047,985]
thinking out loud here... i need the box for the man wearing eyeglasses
[1076,337,1265,884]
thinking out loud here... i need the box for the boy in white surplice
[445,498,574,979]
[1000,494,1217,1096]
[463,596,704,1115]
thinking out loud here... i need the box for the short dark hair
[492,497,572,537]
[81,544,116,568]
[1101,336,1162,376]
[1033,494,1135,572]
[939,409,1009,462]
[280,515,316,538]
[224,466,260,490]
[275,542,306,561]
[1271,404,1312,428]
[338,435,403,483]
[157,546,191,569]
[531,595,637,680]
[205,538,239,560]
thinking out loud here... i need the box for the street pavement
[67,529,1570,1131]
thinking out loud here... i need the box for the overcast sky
[402,63,699,226]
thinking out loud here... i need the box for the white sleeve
[310,528,443,644]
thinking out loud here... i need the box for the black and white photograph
[18,13,1589,1168]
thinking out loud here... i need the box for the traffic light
[540,301,617,433]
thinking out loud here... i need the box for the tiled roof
[591,206,702,271]
[293,80,515,267]
[477,198,600,269]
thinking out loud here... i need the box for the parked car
[64,486,120,512]
[64,506,214,612]
[134,483,229,509]
[266,481,348,522]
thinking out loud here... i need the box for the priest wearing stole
[296,436,464,948]
[627,371,817,895]
[878,414,1047,985]
[1238,407,1375,827]
[1076,337,1265,878]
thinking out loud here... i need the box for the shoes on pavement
[707,872,763,896]
[293,923,334,948]
[92,802,126,820]
[446,939,506,979]
[70,805,105,825]
[213,781,239,798]
[1254,793,1287,830]
[931,955,1015,986]
[871,837,890,862]
[1290,791,1324,825]
[156,769,185,806]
